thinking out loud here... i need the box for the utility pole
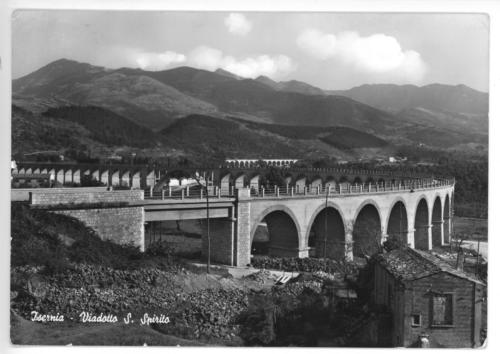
[195,171,210,273]
[475,239,481,276]
[205,175,210,274]
[323,185,329,259]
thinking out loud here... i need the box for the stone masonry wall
[29,188,145,251]
[404,273,483,348]
[56,207,145,251]
[12,187,109,202]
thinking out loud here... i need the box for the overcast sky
[12,11,489,91]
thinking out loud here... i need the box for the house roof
[374,247,485,285]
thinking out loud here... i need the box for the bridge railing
[144,178,454,200]
[249,178,454,198]
[144,185,231,200]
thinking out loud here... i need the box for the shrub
[42,245,72,275]
[145,240,174,257]
[251,256,357,276]
[11,203,70,269]
[383,234,407,252]
[11,202,143,271]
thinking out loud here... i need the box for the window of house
[411,314,421,327]
[431,294,453,326]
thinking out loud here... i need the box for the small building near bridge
[372,247,485,348]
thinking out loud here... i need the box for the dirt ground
[460,240,488,261]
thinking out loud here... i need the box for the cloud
[297,29,426,82]
[126,45,295,79]
[188,45,296,79]
[223,54,296,79]
[224,13,252,36]
[296,29,337,60]
[188,46,224,71]
[134,50,186,70]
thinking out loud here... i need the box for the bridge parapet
[144,185,228,200]
[248,178,454,199]
[30,188,144,206]
[144,178,454,200]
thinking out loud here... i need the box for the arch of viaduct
[204,183,454,266]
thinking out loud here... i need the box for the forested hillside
[43,106,159,148]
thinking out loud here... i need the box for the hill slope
[255,76,325,95]
[159,114,392,164]
[329,83,488,115]
[13,58,107,95]
[12,59,489,153]
[13,104,392,163]
[14,60,400,135]
[132,66,395,131]
[13,59,218,131]
[42,106,160,148]
[11,104,108,156]
[232,118,388,149]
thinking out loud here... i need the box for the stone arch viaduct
[18,162,454,268]
[229,182,454,266]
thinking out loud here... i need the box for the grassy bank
[453,216,488,241]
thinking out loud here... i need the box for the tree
[312,157,337,169]
[256,160,268,168]
[383,234,407,252]
[80,175,104,187]
[264,167,286,187]
[353,218,383,258]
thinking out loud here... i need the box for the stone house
[373,248,485,348]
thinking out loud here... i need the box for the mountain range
[12,58,489,162]
[328,83,488,115]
